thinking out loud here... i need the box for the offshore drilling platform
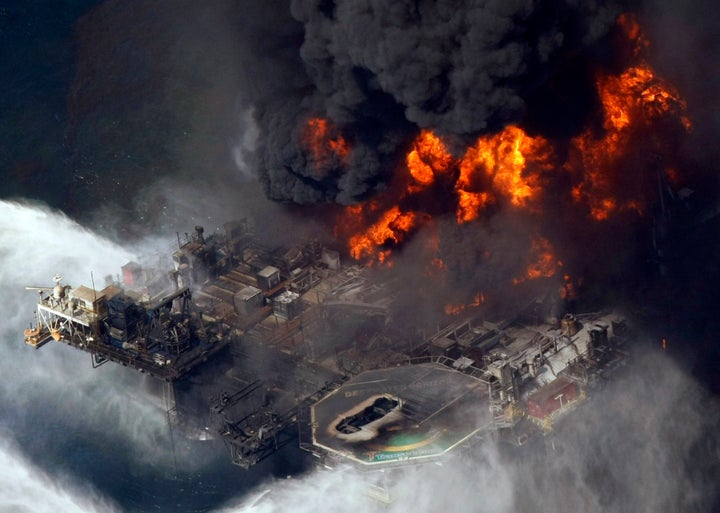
[22,220,631,470]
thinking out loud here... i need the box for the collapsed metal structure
[23,220,631,469]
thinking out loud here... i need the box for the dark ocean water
[0,199,300,512]
[0,3,282,510]
[0,1,88,206]
[2,2,720,513]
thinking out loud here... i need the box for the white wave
[0,435,120,513]
[0,200,177,476]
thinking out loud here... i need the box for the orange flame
[406,130,453,189]
[339,125,554,263]
[347,205,422,261]
[333,13,691,275]
[302,117,349,175]
[513,237,560,285]
[617,12,650,58]
[559,273,583,300]
[568,15,691,221]
[456,190,492,224]
[444,303,465,316]
[444,292,486,316]
[458,126,554,218]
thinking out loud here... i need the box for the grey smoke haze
[36,0,714,331]
[1,1,719,511]
[0,200,222,510]
[639,0,720,195]
[1,198,718,513]
[215,350,719,513]
[0,199,321,511]
[0,201,172,455]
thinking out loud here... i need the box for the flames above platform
[236,5,707,320]
[328,15,691,270]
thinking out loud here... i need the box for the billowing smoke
[0,200,211,509]
[0,200,168,444]
[214,349,720,513]
[2,1,719,511]
[247,0,626,204]
[236,0,718,329]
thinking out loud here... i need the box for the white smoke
[0,435,120,513]
[0,200,134,325]
[214,443,514,513]
[214,349,719,513]
[233,107,260,179]
[0,200,184,509]
[2,199,717,513]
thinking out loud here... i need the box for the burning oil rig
[23,220,631,470]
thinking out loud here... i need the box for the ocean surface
[1,2,719,512]
[0,4,279,510]
[0,200,291,512]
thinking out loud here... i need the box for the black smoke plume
[247,0,627,204]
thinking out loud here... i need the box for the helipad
[311,362,492,466]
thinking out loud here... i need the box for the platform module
[21,220,632,471]
[24,274,230,381]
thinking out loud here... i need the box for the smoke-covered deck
[311,362,492,466]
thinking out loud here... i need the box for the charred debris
[23,219,631,469]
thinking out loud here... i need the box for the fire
[459,126,553,212]
[455,126,554,222]
[568,15,691,221]
[456,190,492,224]
[338,124,554,263]
[331,11,693,317]
[444,292,486,316]
[335,131,455,264]
[406,130,453,190]
[347,205,422,261]
[444,303,465,316]
[617,12,649,58]
[599,65,689,132]
[302,117,349,175]
[513,237,560,285]
[559,274,583,300]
